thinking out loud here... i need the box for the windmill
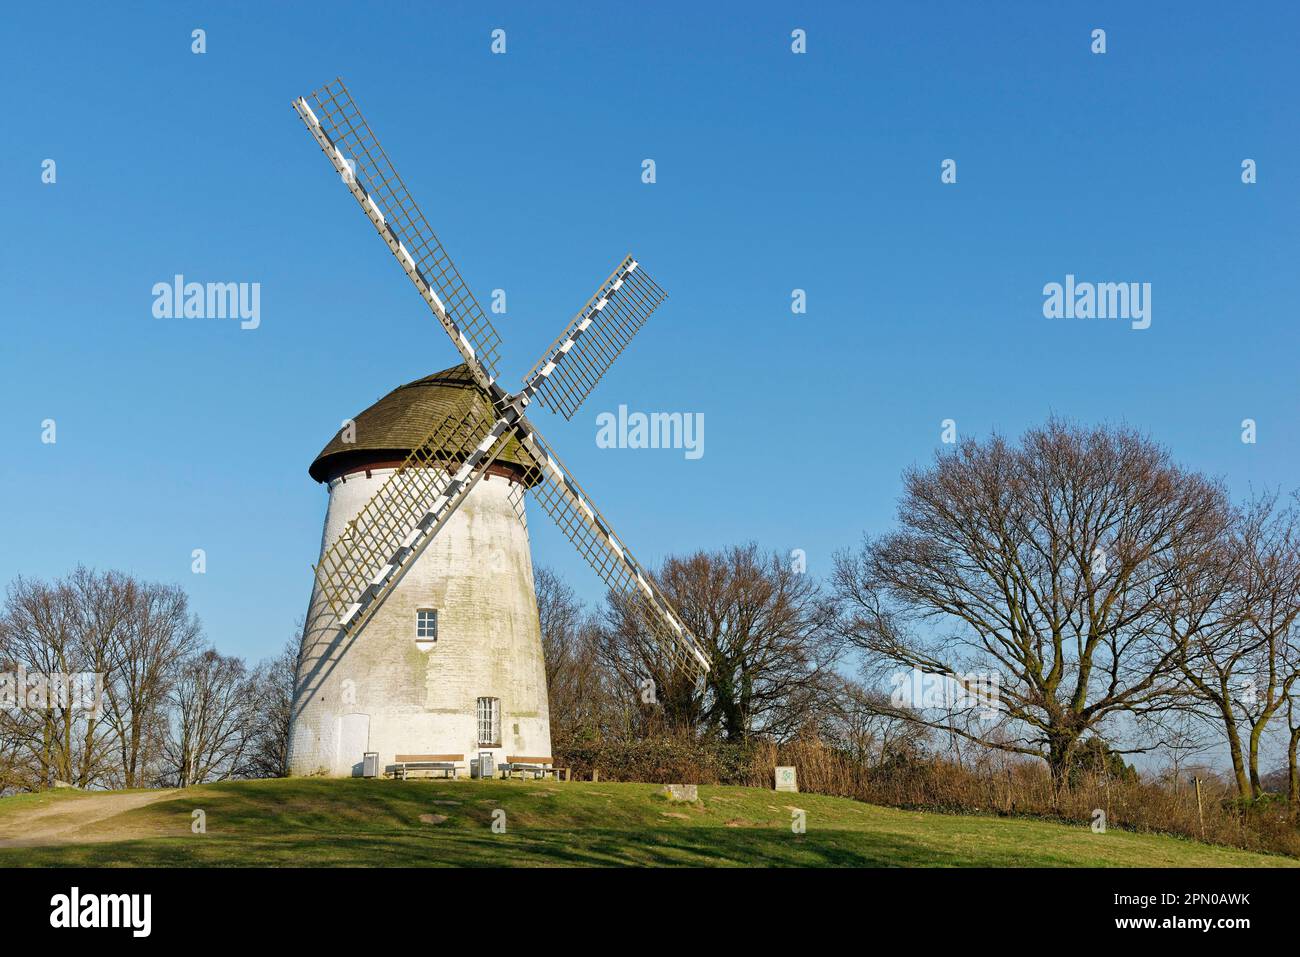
[287,78,709,777]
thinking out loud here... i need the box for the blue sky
[3,1,1297,664]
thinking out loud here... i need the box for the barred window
[477,697,500,747]
[416,609,438,642]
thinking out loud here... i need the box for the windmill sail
[521,255,668,420]
[293,79,502,389]
[508,423,710,679]
[293,77,708,685]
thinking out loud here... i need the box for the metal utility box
[362,751,380,778]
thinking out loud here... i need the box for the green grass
[0,778,1293,867]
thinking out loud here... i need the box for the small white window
[416,609,438,643]
[477,697,500,747]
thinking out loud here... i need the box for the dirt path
[0,790,180,847]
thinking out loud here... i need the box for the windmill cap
[308,363,532,483]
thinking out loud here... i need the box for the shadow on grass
[1,779,1292,868]
[0,826,941,868]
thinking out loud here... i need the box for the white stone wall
[288,468,551,777]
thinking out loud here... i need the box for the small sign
[775,766,798,792]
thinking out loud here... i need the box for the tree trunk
[1288,725,1299,807]
[1047,729,1081,798]
[1248,719,1266,799]
[1219,700,1252,798]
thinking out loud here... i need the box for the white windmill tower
[287,78,709,778]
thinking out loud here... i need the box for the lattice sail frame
[522,255,669,420]
[312,405,512,636]
[508,424,710,678]
[293,79,502,389]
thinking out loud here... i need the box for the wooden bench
[391,754,464,780]
[499,756,567,781]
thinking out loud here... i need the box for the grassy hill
[0,777,1293,867]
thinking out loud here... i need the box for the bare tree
[1234,499,1300,795]
[602,544,841,741]
[536,568,613,741]
[1278,562,1300,806]
[1,568,292,793]
[103,580,202,788]
[161,648,254,787]
[0,575,78,789]
[0,570,117,789]
[239,636,299,779]
[65,567,129,786]
[834,419,1231,789]
[1177,494,1300,797]
[816,676,929,763]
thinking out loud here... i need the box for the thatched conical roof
[308,364,531,482]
